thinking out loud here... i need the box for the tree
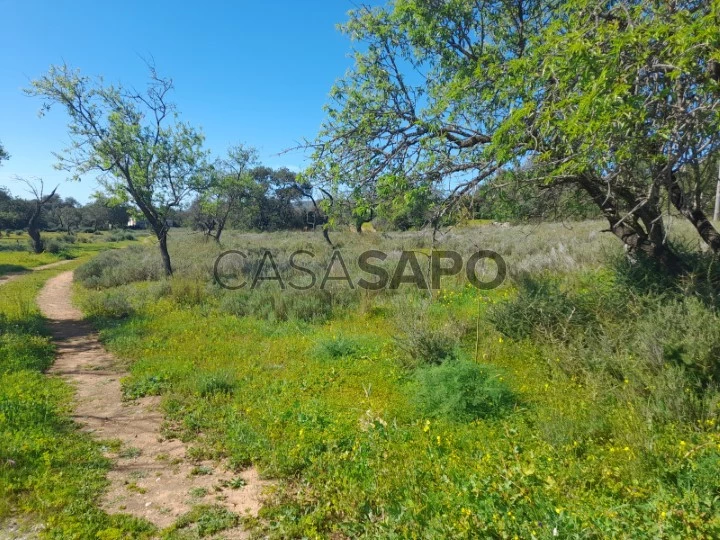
[27,64,209,275]
[197,145,258,242]
[0,188,28,231]
[17,178,57,253]
[310,0,720,272]
[48,196,82,232]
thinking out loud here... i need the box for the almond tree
[27,64,210,275]
[310,0,720,272]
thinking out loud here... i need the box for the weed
[412,360,517,421]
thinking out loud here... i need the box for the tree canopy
[27,64,210,274]
[310,0,720,270]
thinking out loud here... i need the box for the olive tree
[27,64,209,275]
[310,0,720,272]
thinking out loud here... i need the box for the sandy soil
[36,271,265,536]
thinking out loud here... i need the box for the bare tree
[16,177,58,253]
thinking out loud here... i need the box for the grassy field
[0,230,147,276]
[66,221,720,538]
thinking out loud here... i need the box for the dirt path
[37,271,264,535]
[0,259,74,286]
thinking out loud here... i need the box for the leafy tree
[47,196,82,232]
[196,144,258,242]
[87,194,132,230]
[250,166,308,231]
[310,0,720,272]
[0,188,28,231]
[27,64,209,275]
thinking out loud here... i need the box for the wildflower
[423,420,431,433]
[498,336,504,343]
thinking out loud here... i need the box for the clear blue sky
[0,0,377,202]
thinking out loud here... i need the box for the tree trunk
[214,214,228,243]
[322,226,334,248]
[578,175,684,273]
[157,230,173,276]
[667,173,720,254]
[27,204,43,254]
[28,227,43,254]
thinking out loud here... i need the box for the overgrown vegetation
[69,223,720,537]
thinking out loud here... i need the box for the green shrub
[167,277,211,307]
[413,360,516,422]
[632,298,720,388]
[45,239,66,254]
[394,312,461,367]
[76,247,163,288]
[489,275,594,342]
[83,290,134,319]
[314,335,363,359]
[219,288,342,324]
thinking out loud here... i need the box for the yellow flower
[498,337,504,343]
[423,420,431,433]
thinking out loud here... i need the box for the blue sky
[0,0,378,202]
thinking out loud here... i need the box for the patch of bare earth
[37,271,265,536]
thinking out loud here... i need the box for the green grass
[5,223,720,537]
[0,260,155,538]
[72,226,720,538]
[0,230,146,277]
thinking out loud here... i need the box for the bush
[489,275,594,342]
[166,278,211,307]
[632,298,720,388]
[314,335,363,360]
[82,290,134,319]
[413,360,516,422]
[45,239,65,254]
[394,307,461,367]
[76,247,163,288]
